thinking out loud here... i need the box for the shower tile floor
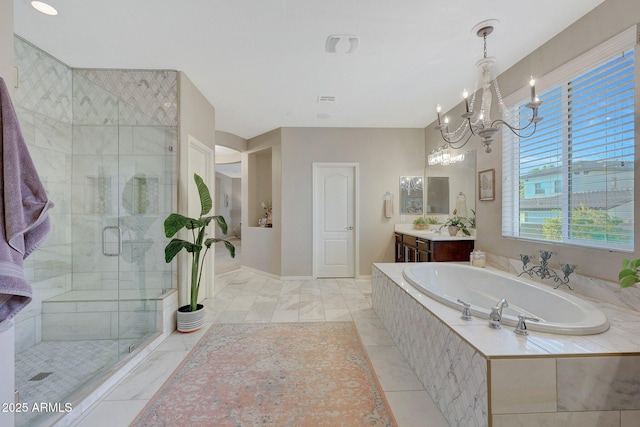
[14,338,140,427]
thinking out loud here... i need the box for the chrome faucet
[457,299,473,321]
[488,298,508,329]
[514,314,540,336]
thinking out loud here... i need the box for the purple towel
[0,77,54,322]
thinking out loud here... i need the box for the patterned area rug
[131,322,396,426]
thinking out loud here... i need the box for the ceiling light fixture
[31,1,57,15]
[427,145,465,166]
[435,20,542,153]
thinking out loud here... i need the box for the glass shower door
[116,98,175,356]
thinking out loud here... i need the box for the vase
[177,304,205,332]
[414,224,426,230]
[448,225,459,236]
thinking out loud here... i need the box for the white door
[313,163,358,278]
[187,135,215,301]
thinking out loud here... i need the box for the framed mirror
[399,176,423,214]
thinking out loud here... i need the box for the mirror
[399,176,424,214]
[425,149,476,217]
[426,177,449,214]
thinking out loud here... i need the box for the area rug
[131,322,396,426]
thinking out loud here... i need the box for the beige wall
[177,71,216,304]
[242,129,282,275]
[427,0,640,283]
[280,127,425,277]
[215,130,247,155]
[0,0,15,423]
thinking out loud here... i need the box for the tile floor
[70,269,449,427]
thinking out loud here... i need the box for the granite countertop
[373,262,640,358]
[394,223,476,241]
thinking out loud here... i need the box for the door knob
[346,226,353,230]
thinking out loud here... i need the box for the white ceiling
[13,0,605,140]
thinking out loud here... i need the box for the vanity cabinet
[394,232,474,263]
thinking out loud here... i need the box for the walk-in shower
[13,37,177,426]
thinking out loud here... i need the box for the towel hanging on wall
[384,192,394,218]
[0,77,54,323]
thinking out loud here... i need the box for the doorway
[312,163,359,278]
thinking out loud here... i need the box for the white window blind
[502,26,636,251]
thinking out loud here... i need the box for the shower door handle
[102,226,122,257]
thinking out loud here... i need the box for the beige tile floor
[70,268,449,427]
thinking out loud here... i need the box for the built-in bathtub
[372,262,640,427]
[402,262,609,335]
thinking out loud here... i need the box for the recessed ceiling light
[31,1,58,16]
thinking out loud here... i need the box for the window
[503,27,636,251]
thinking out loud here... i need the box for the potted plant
[413,217,428,230]
[164,173,236,332]
[619,259,640,288]
[440,209,471,236]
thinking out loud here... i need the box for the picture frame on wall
[478,169,495,201]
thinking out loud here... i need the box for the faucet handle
[514,314,540,336]
[456,299,472,321]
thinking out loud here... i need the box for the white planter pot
[448,225,460,236]
[177,304,204,333]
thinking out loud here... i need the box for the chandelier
[435,21,543,153]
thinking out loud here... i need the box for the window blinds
[502,26,636,251]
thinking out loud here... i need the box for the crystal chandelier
[435,21,543,153]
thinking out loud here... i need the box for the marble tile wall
[490,355,640,426]
[487,252,640,314]
[13,36,74,352]
[13,37,178,349]
[71,69,177,295]
[372,267,488,427]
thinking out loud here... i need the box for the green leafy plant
[426,216,440,225]
[468,209,476,228]
[413,217,427,229]
[164,173,236,312]
[440,209,470,236]
[619,259,640,289]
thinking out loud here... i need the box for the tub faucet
[488,298,508,329]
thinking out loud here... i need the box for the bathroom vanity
[394,224,474,263]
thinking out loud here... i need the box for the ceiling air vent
[317,96,336,104]
[325,35,360,54]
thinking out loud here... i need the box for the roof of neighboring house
[522,160,633,180]
[520,188,633,210]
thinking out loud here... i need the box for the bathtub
[402,263,609,335]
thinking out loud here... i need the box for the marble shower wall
[13,36,73,352]
[12,37,178,351]
[71,69,177,293]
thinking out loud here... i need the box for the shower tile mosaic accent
[14,37,73,124]
[74,69,177,126]
[372,266,488,427]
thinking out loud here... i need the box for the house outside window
[502,27,636,252]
